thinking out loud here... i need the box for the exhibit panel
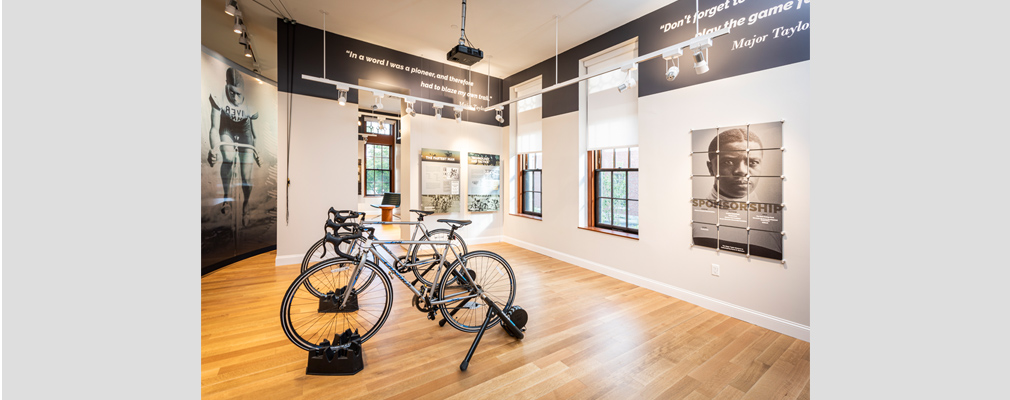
[691,121,785,261]
[420,148,462,213]
[200,49,278,272]
[467,152,501,212]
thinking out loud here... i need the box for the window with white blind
[513,77,544,218]
[583,40,640,237]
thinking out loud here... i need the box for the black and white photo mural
[201,49,278,272]
[691,121,784,261]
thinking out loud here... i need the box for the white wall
[402,113,505,244]
[275,93,360,266]
[503,61,811,340]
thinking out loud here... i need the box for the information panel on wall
[420,148,461,213]
[691,121,784,261]
[467,152,500,212]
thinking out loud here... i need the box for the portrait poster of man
[200,50,278,270]
[690,122,784,260]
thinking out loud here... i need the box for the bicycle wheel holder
[306,329,364,376]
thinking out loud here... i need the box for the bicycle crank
[412,294,432,313]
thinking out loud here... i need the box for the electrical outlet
[711,264,720,276]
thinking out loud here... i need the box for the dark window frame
[517,152,542,217]
[364,143,392,197]
[589,147,639,235]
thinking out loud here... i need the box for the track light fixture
[663,48,683,82]
[225,0,239,16]
[617,66,637,93]
[238,32,248,46]
[233,15,245,34]
[690,38,712,75]
[244,44,253,58]
[405,100,416,117]
[336,85,348,106]
[494,107,504,123]
[372,93,384,111]
[454,107,463,123]
[433,105,443,120]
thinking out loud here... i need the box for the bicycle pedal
[426,312,436,321]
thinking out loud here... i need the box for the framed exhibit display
[420,148,461,213]
[690,121,785,261]
[467,152,500,212]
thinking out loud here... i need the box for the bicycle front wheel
[409,228,467,286]
[280,259,393,351]
[436,250,516,332]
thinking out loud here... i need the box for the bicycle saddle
[437,219,472,227]
[410,209,435,216]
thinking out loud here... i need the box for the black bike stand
[306,329,364,376]
[459,303,528,371]
[459,307,497,371]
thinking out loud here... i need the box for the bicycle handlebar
[328,208,364,223]
[324,220,359,235]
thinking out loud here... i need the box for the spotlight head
[244,45,253,58]
[336,86,348,106]
[495,107,504,123]
[225,0,238,16]
[689,38,712,75]
[405,100,416,117]
[693,50,709,74]
[373,94,384,110]
[434,105,442,120]
[454,107,462,123]
[666,65,680,81]
[233,17,245,34]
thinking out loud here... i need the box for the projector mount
[447,0,483,65]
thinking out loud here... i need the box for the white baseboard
[276,253,302,267]
[464,235,503,245]
[502,236,810,341]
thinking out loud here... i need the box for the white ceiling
[202,0,680,82]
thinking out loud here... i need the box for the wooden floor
[202,238,810,399]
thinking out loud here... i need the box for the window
[590,147,639,234]
[512,77,543,218]
[365,143,391,196]
[518,152,542,216]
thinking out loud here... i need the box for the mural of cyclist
[207,67,260,226]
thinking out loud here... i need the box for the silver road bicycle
[280,218,516,351]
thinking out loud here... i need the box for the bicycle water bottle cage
[318,287,358,313]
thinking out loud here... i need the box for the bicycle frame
[336,229,480,312]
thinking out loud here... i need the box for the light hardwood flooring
[202,234,809,399]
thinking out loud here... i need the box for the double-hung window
[584,39,639,236]
[514,77,543,218]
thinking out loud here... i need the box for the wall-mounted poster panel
[691,121,784,261]
[420,148,461,213]
[467,153,500,212]
[201,48,278,272]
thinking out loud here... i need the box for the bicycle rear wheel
[409,228,467,286]
[280,259,393,351]
[436,250,516,332]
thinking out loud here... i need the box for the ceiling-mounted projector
[447,45,483,65]
[447,0,483,66]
